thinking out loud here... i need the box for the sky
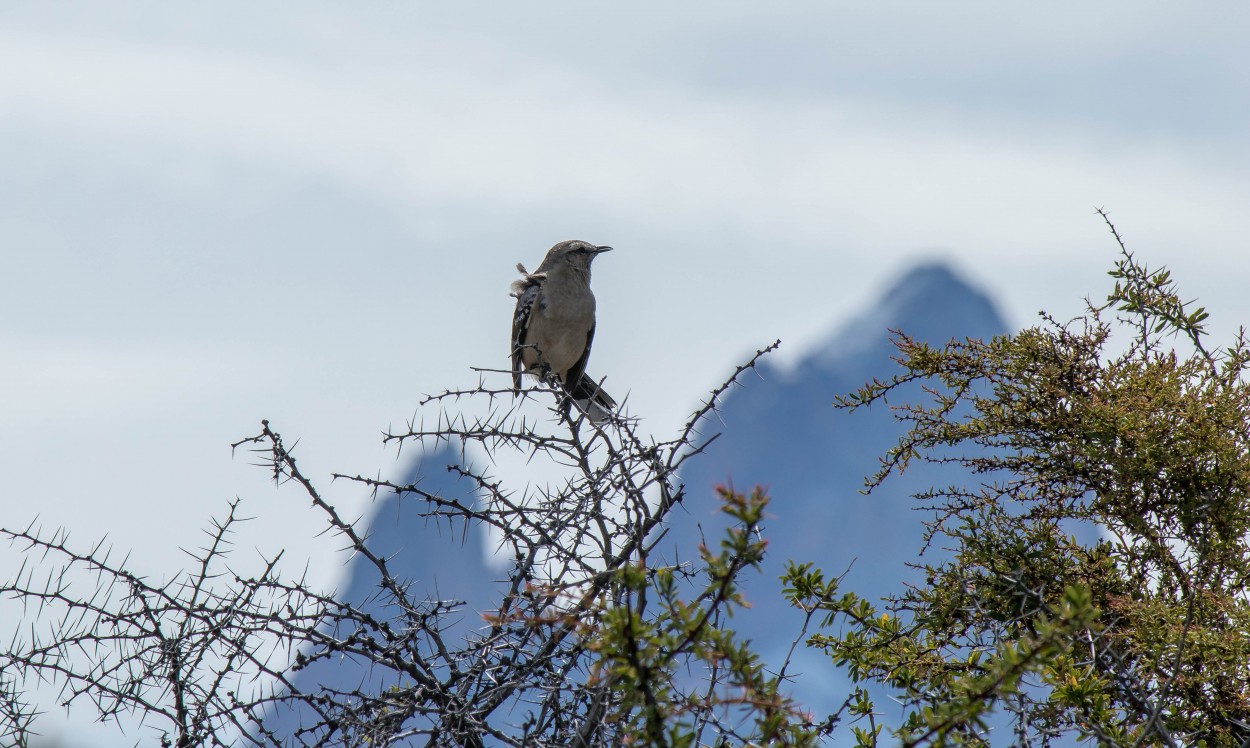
[2,3,1249,743]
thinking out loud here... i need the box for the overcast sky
[3,3,1249,742]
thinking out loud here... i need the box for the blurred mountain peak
[882,259,979,314]
[804,258,1002,375]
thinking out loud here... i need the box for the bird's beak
[593,245,613,254]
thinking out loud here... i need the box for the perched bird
[510,240,616,423]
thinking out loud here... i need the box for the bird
[510,240,617,424]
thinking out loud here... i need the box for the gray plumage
[510,240,616,423]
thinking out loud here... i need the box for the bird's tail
[570,372,617,425]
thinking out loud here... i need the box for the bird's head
[537,240,613,275]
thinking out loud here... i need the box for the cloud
[4,12,1250,385]
[0,336,253,423]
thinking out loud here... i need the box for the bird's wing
[510,274,544,391]
[570,345,616,425]
[565,322,595,393]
